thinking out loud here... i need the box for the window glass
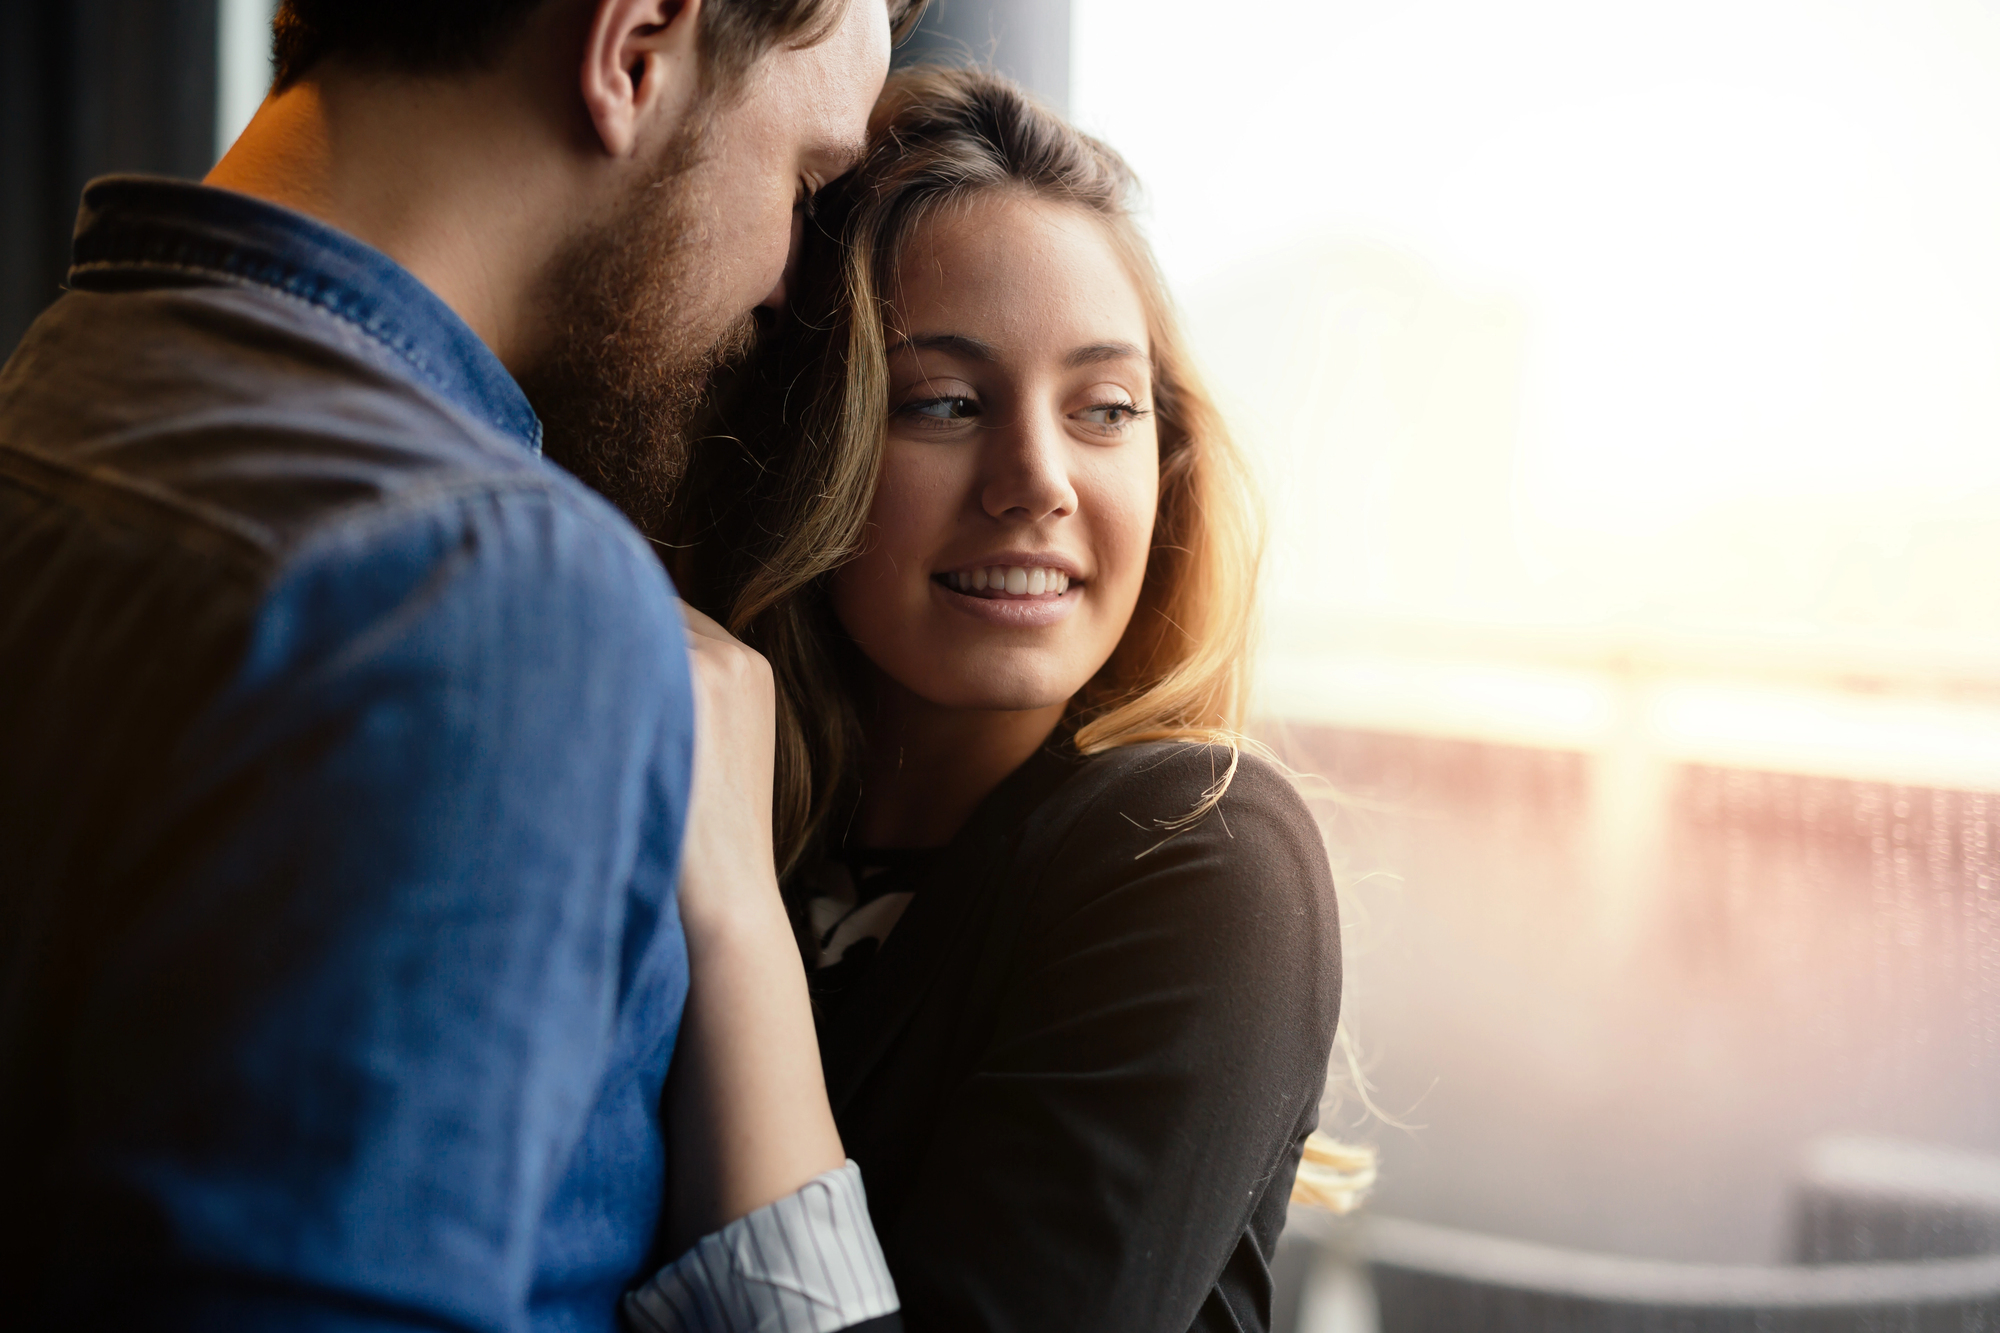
[1075,0,2000,1264]
[216,0,280,160]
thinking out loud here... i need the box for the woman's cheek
[871,440,944,524]
[1101,453,1161,612]
[857,458,927,585]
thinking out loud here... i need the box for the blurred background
[5,0,1997,1324]
[1073,0,2000,1247]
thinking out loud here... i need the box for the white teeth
[945,565,1074,596]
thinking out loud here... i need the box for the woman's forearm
[665,884,847,1249]
[669,602,847,1250]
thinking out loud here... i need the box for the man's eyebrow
[886,333,999,361]
[1063,341,1150,370]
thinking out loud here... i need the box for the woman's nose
[980,409,1078,522]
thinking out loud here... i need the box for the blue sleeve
[56,487,694,1331]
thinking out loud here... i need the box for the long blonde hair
[673,65,1261,875]
[670,62,1374,1216]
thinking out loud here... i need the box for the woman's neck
[852,678,1067,849]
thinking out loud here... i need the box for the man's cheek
[743,213,796,311]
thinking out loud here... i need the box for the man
[0,1,918,1328]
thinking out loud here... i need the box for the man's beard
[521,124,759,540]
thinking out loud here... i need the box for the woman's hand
[667,602,845,1248]
[677,602,781,934]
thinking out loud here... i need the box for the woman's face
[829,190,1160,714]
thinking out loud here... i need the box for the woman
[671,66,1363,1331]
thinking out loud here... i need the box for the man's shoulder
[0,282,627,565]
[0,280,685,717]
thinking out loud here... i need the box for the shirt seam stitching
[0,438,279,563]
[276,472,665,583]
[0,443,657,598]
[68,257,540,453]
[69,259,458,400]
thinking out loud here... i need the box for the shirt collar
[68,176,544,456]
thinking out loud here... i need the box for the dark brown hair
[271,0,928,94]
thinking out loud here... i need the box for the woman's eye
[900,396,980,422]
[1077,401,1147,428]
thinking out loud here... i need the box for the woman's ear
[579,0,705,159]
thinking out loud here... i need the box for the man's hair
[271,0,927,94]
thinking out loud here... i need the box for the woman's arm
[631,605,897,1333]
[668,603,846,1241]
[886,747,1343,1333]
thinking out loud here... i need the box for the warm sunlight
[1075,0,2000,693]
[1075,0,2000,1281]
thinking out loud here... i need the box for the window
[216,0,279,160]
[1075,0,2000,1267]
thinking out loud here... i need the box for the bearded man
[0,2,920,1330]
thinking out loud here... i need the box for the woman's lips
[932,570,1080,627]
[944,564,1072,597]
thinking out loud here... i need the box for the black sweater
[813,741,1343,1332]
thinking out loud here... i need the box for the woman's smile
[933,562,1083,627]
[939,564,1074,598]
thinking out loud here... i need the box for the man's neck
[851,678,1068,849]
[205,48,595,373]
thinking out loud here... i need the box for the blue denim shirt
[0,178,694,1332]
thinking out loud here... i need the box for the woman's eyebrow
[1063,341,1149,370]
[885,335,1150,370]
[887,333,997,361]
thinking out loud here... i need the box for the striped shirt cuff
[624,1160,899,1333]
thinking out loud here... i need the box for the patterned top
[804,847,943,994]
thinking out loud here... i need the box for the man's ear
[580,0,704,159]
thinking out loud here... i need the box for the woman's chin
[900,663,1086,717]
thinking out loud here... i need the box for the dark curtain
[0,0,218,358]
